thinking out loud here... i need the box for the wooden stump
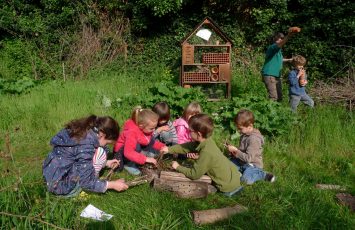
[192,204,248,225]
[153,178,212,199]
[336,193,355,212]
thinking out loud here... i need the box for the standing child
[114,107,166,175]
[43,115,128,197]
[227,109,275,185]
[152,101,178,147]
[288,55,314,112]
[161,114,242,197]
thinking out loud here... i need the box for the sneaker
[265,173,276,183]
[124,162,142,176]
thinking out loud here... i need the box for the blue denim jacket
[43,129,107,195]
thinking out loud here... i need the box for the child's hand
[157,125,169,133]
[160,146,169,155]
[187,153,199,159]
[299,79,308,86]
[146,157,157,166]
[172,161,180,169]
[107,179,129,192]
[228,145,239,156]
[106,159,120,169]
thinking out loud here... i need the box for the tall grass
[0,63,354,229]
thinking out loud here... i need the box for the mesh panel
[183,72,211,82]
[202,53,229,64]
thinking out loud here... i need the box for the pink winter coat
[173,117,192,144]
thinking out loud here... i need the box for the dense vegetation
[1,0,354,92]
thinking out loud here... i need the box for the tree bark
[159,171,212,184]
[153,178,212,199]
[192,204,248,225]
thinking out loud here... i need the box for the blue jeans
[231,158,266,185]
[290,94,314,112]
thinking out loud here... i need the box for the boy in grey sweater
[227,109,275,184]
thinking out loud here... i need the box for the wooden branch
[192,204,248,225]
[159,171,212,184]
[0,211,70,230]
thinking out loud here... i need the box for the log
[315,184,346,191]
[160,171,212,184]
[193,205,248,225]
[336,193,355,212]
[192,204,248,225]
[153,178,212,199]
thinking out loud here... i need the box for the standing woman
[43,115,128,197]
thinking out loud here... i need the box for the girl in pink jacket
[173,102,202,144]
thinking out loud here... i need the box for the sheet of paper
[80,204,113,221]
[196,29,212,41]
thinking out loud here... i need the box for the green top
[168,137,241,192]
[261,43,283,78]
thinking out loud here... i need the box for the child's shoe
[124,162,142,176]
[265,173,276,183]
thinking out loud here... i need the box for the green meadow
[0,64,354,229]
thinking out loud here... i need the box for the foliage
[0,78,36,94]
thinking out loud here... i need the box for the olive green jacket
[168,137,241,192]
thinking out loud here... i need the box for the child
[152,101,178,147]
[227,109,275,185]
[43,115,129,196]
[161,114,242,197]
[114,107,166,175]
[173,101,202,144]
[288,55,314,112]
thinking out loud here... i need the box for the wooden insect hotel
[180,17,233,99]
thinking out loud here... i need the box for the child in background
[152,101,178,147]
[227,109,275,185]
[114,107,166,175]
[161,114,243,197]
[288,55,314,112]
[173,101,202,144]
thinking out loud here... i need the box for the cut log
[193,204,248,225]
[315,184,346,191]
[153,178,211,199]
[141,168,159,182]
[160,171,212,184]
[336,193,355,212]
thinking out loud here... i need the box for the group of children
[111,101,275,197]
[43,101,275,197]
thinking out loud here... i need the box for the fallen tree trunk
[153,178,215,198]
[159,171,212,184]
[192,204,248,225]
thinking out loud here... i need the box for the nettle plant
[108,82,296,138]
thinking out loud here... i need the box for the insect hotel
[180,17,233,99]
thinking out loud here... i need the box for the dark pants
[114,138,156,172]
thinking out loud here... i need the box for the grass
[0,64,354,229]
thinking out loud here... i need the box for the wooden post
[192,204,248,225]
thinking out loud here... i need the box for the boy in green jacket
[160,114,242,197]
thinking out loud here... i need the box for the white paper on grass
[196,29,212,41]
[80,204,113,221]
